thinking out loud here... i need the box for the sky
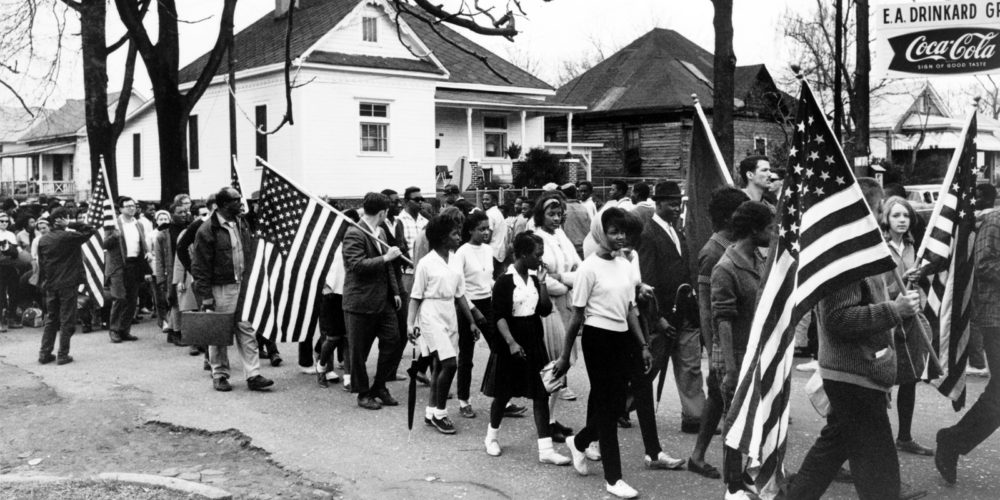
[1,0,810,108]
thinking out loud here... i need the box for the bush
[512,148,566,188]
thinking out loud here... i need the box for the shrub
[512,147,566,188]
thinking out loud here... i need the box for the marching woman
[481,231,571,465]
[408,215,481,435]
[881,196,934,456]
[533,191,581,442]
[454,211,495,418]
[553,207,651,499]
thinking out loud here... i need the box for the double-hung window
[483,115,508,158]
[360,102,389,153]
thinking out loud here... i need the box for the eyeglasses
[122,204,136,208]
[409,197,425,203]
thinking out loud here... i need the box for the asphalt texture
[2,320,999,499]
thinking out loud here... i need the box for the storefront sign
[875,0,1000,78]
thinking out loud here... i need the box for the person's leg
[896,382,916,442]
[56,286,77,358]
[629,346,661,458]
[533,396,552,438]
[121,262,141,336]
[787,380,854,500]
[940,326,1000,455]
[209,345,231,380]
[691,367,724,464]
[233,320,263,381]
[386,292,408,377]
[968,324,987,370]
[843,385,900,500]
[38,290,59,359]
[298,332,315,368]
[434,357,458,410]
[673,323,707,426]
[345,312,374,396]
[490,396,510,429]
[371,310,399,394]
[456,302,478,404]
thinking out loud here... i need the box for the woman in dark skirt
[481,231,571,465]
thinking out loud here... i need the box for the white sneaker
[325,371,341,381]
[299,365,315,374]
[560,387,578,401]
[585,442,601,461]
[644,451,685,470]
[605,479,638,499]
[724,488,758,500]
[795,360,818,372]
[538,448,571,465]
[967,366,990,377]
[485,438,502,457]
[565,435,588,475]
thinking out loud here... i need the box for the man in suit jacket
[343,192,404,410]
[104,196,150,343]
[379,189,411,380]
[638,181,706,434]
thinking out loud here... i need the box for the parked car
[904,184,940,222]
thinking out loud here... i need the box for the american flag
[231,155,250,214]
[238,163,348,342]
[916,111,978,410]
[81,160,116,307]
[724,79,897,495]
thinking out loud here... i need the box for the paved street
[2,321,998,499]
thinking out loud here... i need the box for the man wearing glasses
[105,196,150,343]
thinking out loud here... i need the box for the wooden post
[520,110,527,158]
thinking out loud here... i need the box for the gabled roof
[552,29,790,116]
[178,0,550,91]
[18,99,85,143]
[871,81,952,132]
[0,106,38,143]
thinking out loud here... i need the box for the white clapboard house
[112,0,583,200]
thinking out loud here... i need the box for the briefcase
[180,311,235,346]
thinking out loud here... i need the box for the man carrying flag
[723,75,909,499]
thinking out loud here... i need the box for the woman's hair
[462,210,490,243]
[532,191,566,228]
[512,231,544,259]
[438,206,465,230]
[426,215,458,250]
[622,211,644,249]
[709,187,750,232]
[732,201,774,240]
[600,207,628,234]
[880,195,917,236]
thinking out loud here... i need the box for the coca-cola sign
[888,27,1000,74]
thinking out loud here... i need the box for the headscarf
[590,209,613,254]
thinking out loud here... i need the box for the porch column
[520,110,527,157]
[567,112,574,154]
[466,107,474,160]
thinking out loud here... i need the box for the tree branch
[111,40,138,139]
[410,0,517,38]
[59,0,81,12]
[259,0,295,135]
[0,78,35,117]
[107,0,150,54]
[182,0,237,115]
[114,0,160,70]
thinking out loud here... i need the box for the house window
[754,136,768,155]
[255,105,268,166]
[362,16,378,42]
[188,115,200,171]
[623,126,641,151]
[484,115,508,158]
[360,102,389,153]
[132,133,141,178]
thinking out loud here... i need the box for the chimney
[274,0,299,19]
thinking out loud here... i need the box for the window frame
[753,135,768,156]
[483,114,509,159]
[623,126,641,152]
[358,100,391,155]
[362,16,378,43]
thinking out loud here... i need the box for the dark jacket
[104,217,150,298]
[191,211,254,303]
[176,218,204,272]
[710,243,762,366]
[381,218,408,292]
[342,221,400,314]
[698,232,732,347]
[37,224,95,290]
[638,217,699,327]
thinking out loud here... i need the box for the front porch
[0,141,78,200]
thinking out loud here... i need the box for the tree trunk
[78,0,117,196]
[854,0,871,159]
[712,0,736,170]
[149,84,190,202]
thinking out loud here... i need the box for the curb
[0,472,233,500]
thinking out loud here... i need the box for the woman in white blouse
[454,211,494,418]
[532,191,581,442]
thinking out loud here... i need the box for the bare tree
[0,0,72,116]
[712,0,736,167]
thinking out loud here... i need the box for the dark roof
[178,0,550,90]
[435,89,583,109]
[19,100,85,142]
[307,51,443,74]
[552,29,789,116]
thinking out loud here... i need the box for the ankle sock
[486,425,500,442]
[433,408,448,419]
[425,406,435,420]
[537,437,553,452]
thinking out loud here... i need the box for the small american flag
[916,111,979,410]
[238,163,348,342]
[81,160,116,307]
[231,155,250,214]
[724,79,897,496]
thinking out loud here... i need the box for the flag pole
[255,156,413,266]
[231,155,252,214]
[99,155,128,261]
[692,94,735,186]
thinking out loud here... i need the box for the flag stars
[805,168,814,178]
[825,155,835,165]
[819,171,831,181]
[807,151,819,162]
[793,164,803,174]
[835,176,846,185]
[789,146,798,156]
[797,121,806,132]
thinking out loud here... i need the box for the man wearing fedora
[638,181,706,434]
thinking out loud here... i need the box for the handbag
[180,311,235,346]
[539,361,567,393]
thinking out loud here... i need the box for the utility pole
[855,0,871,160]
[834,0,843,142]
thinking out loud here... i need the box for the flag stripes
[81,161,116,307]
[724,79,897,495]
[239,165,348,343]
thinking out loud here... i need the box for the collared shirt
[120,218,141,258]
[360,219,385,255]
[617,198,635,212]
[398,210,427,273]
[216,212,245,281]
[652,213,682,254]
[486,205,508,262]
[582,198,598,219]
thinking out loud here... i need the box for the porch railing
[0,180,77,198]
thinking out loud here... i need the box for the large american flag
[81,161,116,307]
[916,111,978,410]
[238,163,348,342]
[724,79,897,495]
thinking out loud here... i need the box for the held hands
[893,290,921,319]
[902,267,922,285]
[470,324,482,342]
[508,341,526,359]
[638,284,655,301]
[383,246,403,262]
[641,346,653,374]
[551,356,570,379]
[407,326,421,345]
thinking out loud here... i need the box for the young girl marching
[454,211,495,418]
[408,215,481,434]
[481,231,571,465]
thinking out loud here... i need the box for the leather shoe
[122,333,139,341]
[376,388,399,406]
[935,429,958,485]
[617,416,633,428]
[681,420,701,434]
[213,377,232,392]
[269,354,283,367]
[38,354,56,365]
[317,371,329,388]
[687,459,721,479]
[247,375,274,391]
[899,482,928,500]
[109,331,123,343]
[896,438,934,456]
[56,355,74,365]
[358,395,382,410]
